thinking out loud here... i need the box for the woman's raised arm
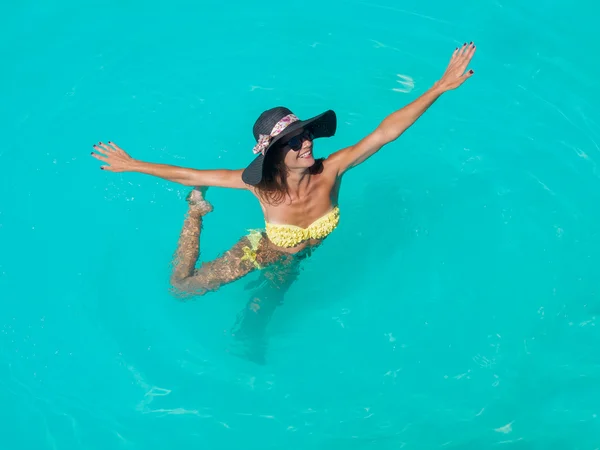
[91,142,248,189]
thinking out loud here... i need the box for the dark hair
[255,145,324,205]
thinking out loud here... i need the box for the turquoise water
[2,0,600,448]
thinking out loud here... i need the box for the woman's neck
[285,167,311,199]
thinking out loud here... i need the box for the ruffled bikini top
[265,206,340,248]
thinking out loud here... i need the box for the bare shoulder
[324,149,345,165]
[323,150,350,177]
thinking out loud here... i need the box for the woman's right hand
[91,142,137,172]
[434,42,476,92]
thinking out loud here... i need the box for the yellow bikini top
[265,206,340,248]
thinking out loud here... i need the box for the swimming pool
[2,0,600,448]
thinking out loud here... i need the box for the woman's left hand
[435,42,476,92]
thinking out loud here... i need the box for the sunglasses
[283,130,314,151]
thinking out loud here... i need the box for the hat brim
[242,110,337,186]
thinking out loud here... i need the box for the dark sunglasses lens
[286,130,314,151]
[288,136,302,150]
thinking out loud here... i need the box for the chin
[301,156,316,167]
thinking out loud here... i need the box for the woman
[92,44,476,300]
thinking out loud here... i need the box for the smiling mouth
[298,149,313,159]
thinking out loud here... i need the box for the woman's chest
[263,182,338,227]
[265,200,331,228]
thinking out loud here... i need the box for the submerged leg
[235,260,300,335]
[170,188,286,299]
[170,188,214,295]
[229,254,302,364]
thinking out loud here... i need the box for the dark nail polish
[470,41,473,44]
[90,151,93,155]
[108,141,112,144]
[463,43,466,46]
[469,70,474,74]
[100,167,104,170]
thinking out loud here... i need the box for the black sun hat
[241,107,337,185]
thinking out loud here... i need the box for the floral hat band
[252,114,299,155]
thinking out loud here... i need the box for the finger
[107,141,121,151]
[467,43,476,60]
[450,46,460,61]
[91,152,108,162]
[457,44,475,72]
[463,69,475,80]
[461,42,475,60]
[450,69,474,90]
[92,144,109,155]
[97,141,115,152]
[100,165,114,171]
[459,42,468,56]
